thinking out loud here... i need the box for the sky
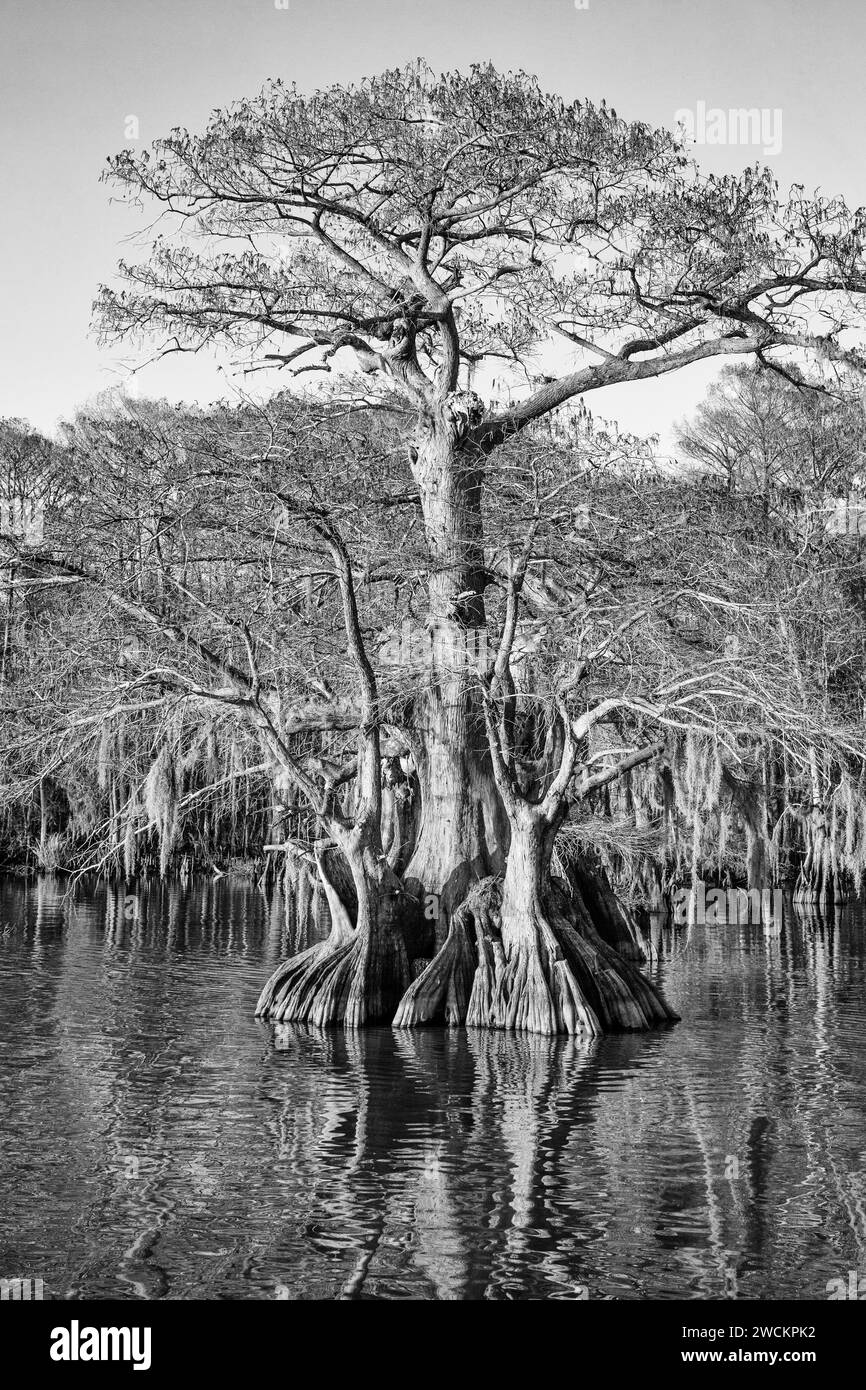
[1,0,865,447]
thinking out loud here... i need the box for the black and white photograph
[1,0,865,1357]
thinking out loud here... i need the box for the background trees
[674,363,866,908]
[677,363,866,520]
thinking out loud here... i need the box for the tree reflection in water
[0,875,864,1299]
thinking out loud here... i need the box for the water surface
[1,875,864,1300]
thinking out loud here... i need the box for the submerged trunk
[794,745,843,908]
[469,805,677,1036]
[255,841,355,1018]
[257,829,411,1026]
[568,862,645,962]
[398,803,679,1036]
[467,806,602,1036]
[794,811,840,909]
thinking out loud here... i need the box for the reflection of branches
[789,912,866,1269]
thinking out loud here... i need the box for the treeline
[1,364,865,920]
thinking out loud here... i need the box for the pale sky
[1,0,864,447]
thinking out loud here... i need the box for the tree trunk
[793,813,836,909]
[380,754,420,876]
[569,862,645,962]
[403,690,508,934]
[257,827,411,1027]
[39,777,49,866]
[392,878,489,1028]
[255,840,355,1019]
[401,404,509,937]
[466,806,602,1036]
[793,745,839,909]
[396,801,679,1036]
